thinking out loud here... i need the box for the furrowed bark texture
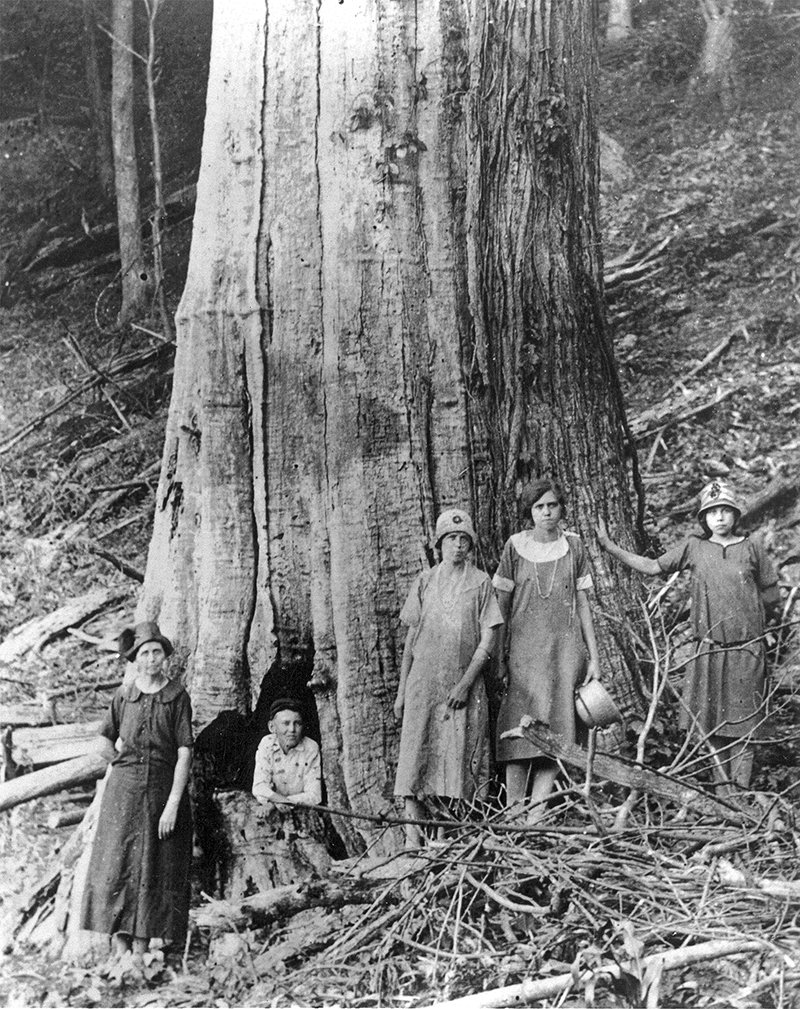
[464,0,645,709]
[142,0,645,854]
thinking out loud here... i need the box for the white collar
[510,530,570,563]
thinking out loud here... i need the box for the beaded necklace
[533,553,560,599]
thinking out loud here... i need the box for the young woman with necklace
[493,479,601,823]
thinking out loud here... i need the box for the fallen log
[47,808,86,829]
[740,475,799,528]
[432,938,764,1009]
[12,720,102,768]
[509,718,754,825]
[0,586,127,665]
[0,702,56,728]
[192,877,382,934]
[0,751,107,813]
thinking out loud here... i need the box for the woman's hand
[446,680,470,709]
[158,797,180,839]
[393,690,405,720]
[584,659,600,683]
[596,517,611,549]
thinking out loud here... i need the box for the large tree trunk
[111,0,149,322]
[140,0,646,856]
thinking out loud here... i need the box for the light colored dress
[394,563,503,802]
[658,534,779,738]
[493,531,593,762]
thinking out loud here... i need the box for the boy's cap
[269,697,304,720]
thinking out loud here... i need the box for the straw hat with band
[697,480,742,530]
[118,621,174,663]
[435,508,476,549]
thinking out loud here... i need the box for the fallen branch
[510,717,753,825]
[630,387,735,442]
[433,938,765,1009]
[192,877,382,934]
[0,751,107,813]
[0,342,171,457]
[75,539,144,583]
[0,586,128,665]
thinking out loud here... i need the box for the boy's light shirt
[252,733,322,805]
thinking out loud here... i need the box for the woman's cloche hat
[697,480,742,522]
[118,621,174,663]
[435,508,476,549]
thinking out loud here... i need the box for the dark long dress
[658,534,779,739]
[493,531,593,762]
[80,678,193,944]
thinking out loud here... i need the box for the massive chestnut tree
[140,0,646,854]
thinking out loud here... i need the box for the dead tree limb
[434,938,765,1009]
[75,539,144,583]
[192,878,382,934]
[0,342,171,457]
[0,752,107,813]
[510,718,754,825]
[0,586,128,665]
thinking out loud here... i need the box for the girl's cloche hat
[697,480,742,523]
[435,508,476,549]
[118,621,174,663]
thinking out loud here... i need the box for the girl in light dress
[394,509,503,847]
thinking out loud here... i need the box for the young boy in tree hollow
[252,698,322,807]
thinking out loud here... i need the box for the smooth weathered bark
[110,0,149,322]
[606,0,634,43]
[81,0,113,197]
[141,0,646,855]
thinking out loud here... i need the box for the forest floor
[1,28,800,1009]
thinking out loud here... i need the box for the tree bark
[82,0,114,197]
[140,0,646,855]
[110,0,149,323]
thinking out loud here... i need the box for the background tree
[81,0,114,198]
[606,0,635,42]
[110,0,149,323]
[689,0,737,108]
[139,0,646,855]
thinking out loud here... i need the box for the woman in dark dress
[80,621,193,965]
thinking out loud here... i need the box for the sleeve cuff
[576,574,594,591]
[493,574,515,593]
